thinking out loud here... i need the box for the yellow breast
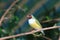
[29,22,42,29]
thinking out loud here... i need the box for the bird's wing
[35,18,45,35]
[32,15,42,27]
[35,18,42,27]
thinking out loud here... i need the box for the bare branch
[41,36,52,40]
[0,39,5,40]
[58,35,60,40]
[41,18,60,23]
[0,26,60,40]
[0,0,19,26]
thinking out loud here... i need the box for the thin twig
[0,26,60,40]
[58,35,60,40]
[41,18,60,23]
[0,39,5,40]
[41,36,52,40]
[0,0,19,26]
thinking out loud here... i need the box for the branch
[41,18,60,23]
[41,36,52,40]
[0,0,19,26]
[0,26,60,40]
[58,35,60,40]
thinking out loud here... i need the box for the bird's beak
[27,15,32,19]
[27,15,29,18]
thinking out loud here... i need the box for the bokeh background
[0,0,60,40]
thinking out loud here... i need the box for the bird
[27,14,45,36]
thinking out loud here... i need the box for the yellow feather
[29,21,42,29]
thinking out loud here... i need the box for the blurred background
[0,0,60,40]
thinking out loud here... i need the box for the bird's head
[27,15,33,19]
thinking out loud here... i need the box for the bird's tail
[41,30,45,35]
